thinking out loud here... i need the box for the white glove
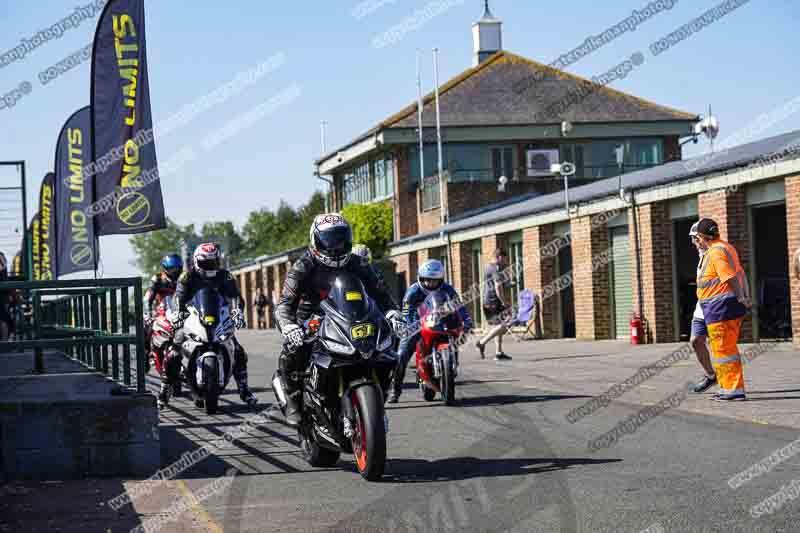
[386,310,405,337]
[231,308,246,329]
[168,309,187,328]
[283,323,304,348]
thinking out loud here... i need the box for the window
[421,174,441,211]
[373,157,395,200]
[409,144,439,182]
[470,241,483,326]
[341,156,395,206]
[412,143,495,183]
[560,138,663,179]
[560,144,586,176]
[491,146,516,180]
[507,233,524,306]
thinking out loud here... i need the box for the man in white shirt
[689,222,716,393]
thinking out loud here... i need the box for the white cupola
[472,1,502,67]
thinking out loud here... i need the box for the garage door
[610,226,633,339]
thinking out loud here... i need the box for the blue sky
[0,0,797,278]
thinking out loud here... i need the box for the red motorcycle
[147,295,182,395]
[415,289,463,406]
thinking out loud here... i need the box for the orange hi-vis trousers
[706,317,745,395]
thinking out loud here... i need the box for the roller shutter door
[610,227,633,339]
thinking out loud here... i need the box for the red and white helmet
[193,243,221,278]
[309,213,353,268]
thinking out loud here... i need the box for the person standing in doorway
[695,218,751,401]
[255,289,269,330]
[476,248,513,361]
[688,222,716,393]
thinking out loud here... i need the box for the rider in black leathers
[173,242,257,407]
[274,214,402,426]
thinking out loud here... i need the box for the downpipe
[630,191,647,343]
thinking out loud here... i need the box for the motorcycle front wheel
[420,380,436,401]
[203,357,220,415]
[350,385,387,481]
[441,350,456,406]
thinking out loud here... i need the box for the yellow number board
[351,323,375,340]
[345,291,363,301]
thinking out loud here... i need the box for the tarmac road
[149,330,800,533]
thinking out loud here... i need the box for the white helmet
[309,213,353,268]
[418,259,445,293]
[193,242,221,278]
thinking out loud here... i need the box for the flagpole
[417,50,425,191]
[433,47,446,226]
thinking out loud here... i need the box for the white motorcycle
[170,287,238,415]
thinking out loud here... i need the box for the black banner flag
[37,173,57,280]
[91,0,165,235]
[55,106,96,275]
[29,212,41,281]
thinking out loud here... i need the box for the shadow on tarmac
[382,456,622,483]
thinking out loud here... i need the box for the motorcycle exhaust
[272,372,288,408]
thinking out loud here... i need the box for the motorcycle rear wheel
[350,385,387,481]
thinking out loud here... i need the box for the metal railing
[445,164,659,183]
[0,278,146,393]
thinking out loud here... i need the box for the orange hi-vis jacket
[696,239,749,324]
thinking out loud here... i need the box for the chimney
[472,1,502,67]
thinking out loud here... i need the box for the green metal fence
[0,278,146,393]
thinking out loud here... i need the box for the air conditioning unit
[526,149,560,177]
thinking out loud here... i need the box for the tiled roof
[316,50,696,165]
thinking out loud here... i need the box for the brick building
[314,4,697,245]
[388,130,800,347]
[230,4,798,348]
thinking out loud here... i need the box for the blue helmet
[161,254,183,281]
[418,259,445,293]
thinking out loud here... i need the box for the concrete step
[0,352,159,480]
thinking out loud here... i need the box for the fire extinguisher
[630,314,643,345]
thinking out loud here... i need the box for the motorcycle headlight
[323,338,356,355]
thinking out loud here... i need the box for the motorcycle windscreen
[325,273,371,322]
[161,294,176,313]
[418,289,462,333]
[190,287,221,327]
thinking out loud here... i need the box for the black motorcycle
[272,272,397,481]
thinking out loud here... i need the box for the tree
[240,190,326,258]
[129,218,199,275]
[200,221,244,265]
[131,190,328,274]
[341,201,393,259]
